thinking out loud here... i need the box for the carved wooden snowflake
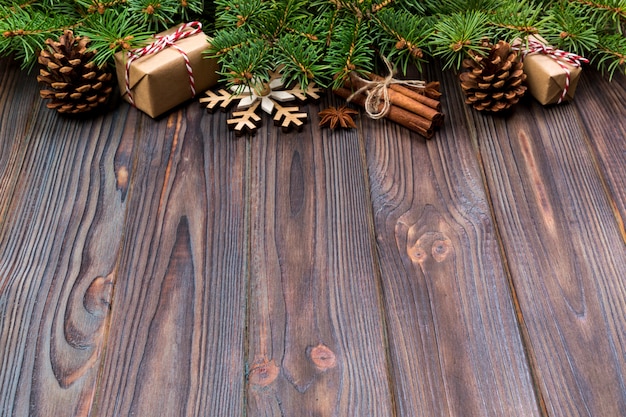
[200,69,322,136]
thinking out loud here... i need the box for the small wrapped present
[517,35,588,105]
[114,22,219,118]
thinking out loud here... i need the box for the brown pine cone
[459,39,527,112]
[37,30,113,114]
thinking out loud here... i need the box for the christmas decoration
[516,35,589,105]
[37,30,113,114]
[200,69,322,135]
[207,0,625,121]
[459,39,527,112]
[318,105,358,130]
[334,59,444,138]
[2,0,626,125]
[0,0,208,70]
[114,22,219,118]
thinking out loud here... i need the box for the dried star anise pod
[319,105,358,130]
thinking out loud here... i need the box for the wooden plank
[0,58,42,231]
[246,96,394,416]
[0,60,132,416]
[468,77,626,416]
[572,70,626,242]
[363,66,542,416]
[93,103,248,416]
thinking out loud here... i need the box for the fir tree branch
[217,37,273,92]
[72,0,127,15]
[326,14,371,88]
[595,33,626,77]
[78,8,154,66]
[0,5,78,68]
[543,1,599,54]
[371,0,394,14]
[275,32,327,87]
[569,0,626,24]
[430,10,492,70]
[489,0,547,41]
[0,0,37,19]
[372,9,430,74]
[206,26,254,57]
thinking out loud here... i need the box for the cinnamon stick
[368,73,442,111]
[350,75,444,127]
[333,87,433,139]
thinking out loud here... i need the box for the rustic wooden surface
[1,55,626,416]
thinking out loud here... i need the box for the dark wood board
[0,60,131,416]
[246,96,395,416]
[3,54,626,417]
[363,66,542,416]
[0,58,44,232]
[573,70,626,242]
[468,75,626,417]
[92,103,248,416]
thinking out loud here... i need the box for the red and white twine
[125,21,203,106]
[521,38,589,104]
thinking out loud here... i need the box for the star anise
[318,105,358,130]
[421,81,442,100]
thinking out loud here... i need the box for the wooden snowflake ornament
[200,69,322,136]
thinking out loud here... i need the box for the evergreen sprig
[78,9,154,66]
[373,9,432,74]
[544,1,599,54]
[2,0,626,83]
[0,0,204,69]
[208,0,446,91]
[0,5,76,68]
[430,10,491,70]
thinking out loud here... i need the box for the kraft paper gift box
[518,35,584,105]
[114,23,219,118]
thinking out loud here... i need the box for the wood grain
[246,96,395,416]
[0,58,43,233]
[363,65,542,416]
[468,75,626,416]
[3,55,626,417]
[0,60,131,416]
[92,102,248,416]
[573,70,626,242]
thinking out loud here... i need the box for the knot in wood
[408,244,427,264]
[83,275,114,317]
[431,238,452,262]
[249,359,279,387]
[309,344,337,371]
[407,231,454,264]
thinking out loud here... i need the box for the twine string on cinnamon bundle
[337,56,444,138]
[346,56,426,119]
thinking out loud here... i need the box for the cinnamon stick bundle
[350,74,444,127]
[333,87,434,139]
[368,74,442,114]
[336,72,444,138]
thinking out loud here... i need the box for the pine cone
[459,40,527,112]
[37,30,113,114]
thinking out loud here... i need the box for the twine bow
[521,38,589,104]
[347,57,426,119]
[125,21,203,106]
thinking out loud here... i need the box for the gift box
[114,22,219,118]
[518,35,587,105]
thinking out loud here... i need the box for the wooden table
[1,57,625,416]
